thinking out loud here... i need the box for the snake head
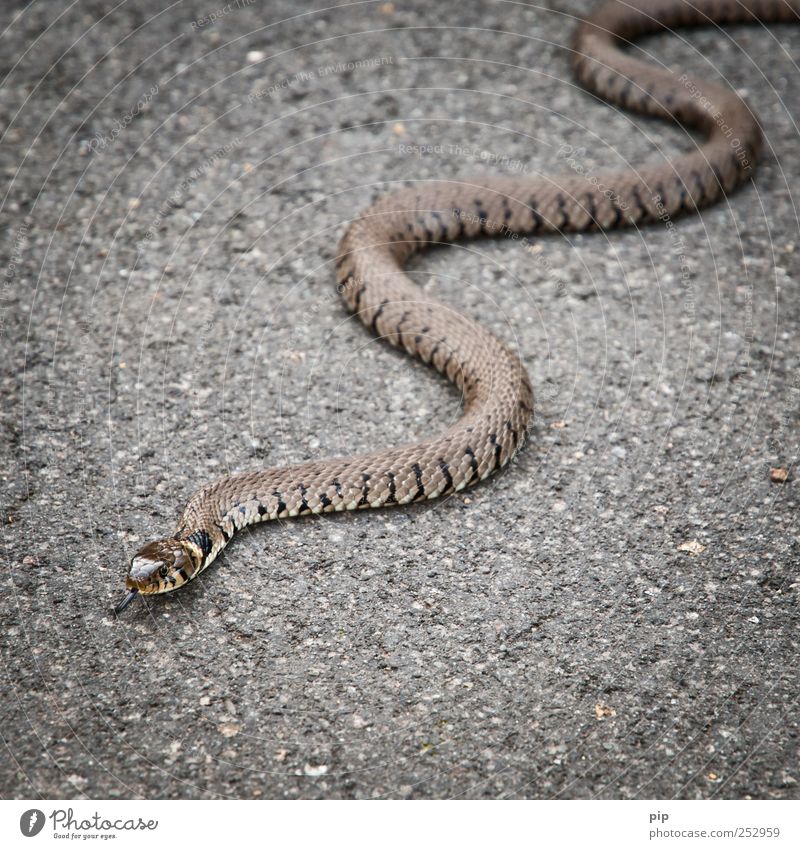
[115,539,198,613]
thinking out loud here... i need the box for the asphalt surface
[1,0,799,800]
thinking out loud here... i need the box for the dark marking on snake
[386,471,397,504]
[412,462,425,501]
[371,299,389,333]
[464,446,479,481]
[358,473,371,507]
[438,458,453,491]
[273,491,287,517]
[187,530,212,558]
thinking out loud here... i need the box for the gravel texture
[1,0,798,799]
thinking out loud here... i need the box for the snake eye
[158,565,169,578]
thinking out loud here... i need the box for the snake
[115,0,798,612]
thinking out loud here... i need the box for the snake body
[117,0,798,611]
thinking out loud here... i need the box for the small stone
[246,50,266,63]
[303,763,328,776]
[677,539,706,555]
[770,467,789,482]
[218,723,240,737]
[594,702,616,719]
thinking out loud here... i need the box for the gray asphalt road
[1,0,798,799]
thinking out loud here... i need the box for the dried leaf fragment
[595,702,616,719]
[678,539,706,555]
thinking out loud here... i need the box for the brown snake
[116,0,798,612]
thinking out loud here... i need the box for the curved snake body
[117,0,798,611]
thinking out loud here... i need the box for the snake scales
[116,0,798,611]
